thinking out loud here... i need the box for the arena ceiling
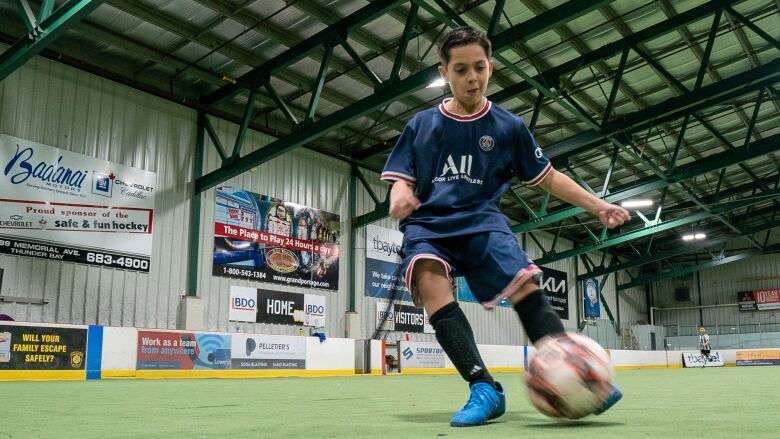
[1,0,778,289]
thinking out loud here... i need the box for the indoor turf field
[3,367,779,438]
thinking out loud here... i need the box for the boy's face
[699,327,706,335]
[438,43,493,108]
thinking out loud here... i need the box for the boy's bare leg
[414,259,456,315]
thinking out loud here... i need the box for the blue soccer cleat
[594,385,623,415]
[450,382,506,427]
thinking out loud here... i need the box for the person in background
[698,326,711,368]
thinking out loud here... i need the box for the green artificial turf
[2,367,779,438]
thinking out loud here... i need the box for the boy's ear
[488,58,494,78]
[438,64,448,81]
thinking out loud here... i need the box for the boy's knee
[411,260,453,311]
[508,281,541,305]
[414,259,448,277]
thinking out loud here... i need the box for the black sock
[429,302,495,387]
[514,290,565,344]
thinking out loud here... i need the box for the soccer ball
[525,333,616,419]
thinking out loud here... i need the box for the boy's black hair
[437,26,492,65]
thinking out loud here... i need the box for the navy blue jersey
[381,99,552,240]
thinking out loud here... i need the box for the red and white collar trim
[438,98,492,121]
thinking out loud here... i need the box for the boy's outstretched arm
[536,169,631,229]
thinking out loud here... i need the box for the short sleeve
[381,120,417,186]
[512,118,552,186]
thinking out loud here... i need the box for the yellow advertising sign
[736,350,780,366]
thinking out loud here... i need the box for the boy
[381,27,630,427]
[698,326,711,368]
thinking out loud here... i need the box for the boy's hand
[597,202,631,229]
[389,181,421,220]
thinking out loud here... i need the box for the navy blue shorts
[401,231,542,308]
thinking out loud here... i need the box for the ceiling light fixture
[620,199,653,208]
[426,78,446,88]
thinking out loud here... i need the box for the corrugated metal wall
[616,275,648,326]
[0,53,354,336]
[196,117,351,336]
[0,47,656,343]
[652,254,780,328]
[0,54,195,328]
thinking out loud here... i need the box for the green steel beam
[692,9,721,92]
[579,235,735,280]
[350,0,736,162]
[530,92,544,132]
[512,131,780,232]
[543,58,780,162]
[551,221,563,252]
[15,0,37,33]
[265,83,299,126]
[196,0,609,192]
[600,276,616,324]
[565,164,597,195]
[490,0,742,103]
[487,0,506,37]
[0,0,106,81]
[537,192,780,266]
[638,174,777,240]
[353,139,395,160]
[577,218,600,243]
[536,212,712,265]
[305,44,334,123]
[231,88,256,160]
[202,115,228,162]
[545,129,610,162]
[187,113,207,296]
[341,40,383,88]
[602,48,628,126]
[713,168,726,201]
[600,144,619,196]
[725,6,780,51]
[743,87,765,149]
[668,114,690,173]
[201,0,407,105]
[603,59,780,134]
[353,199,390,228]
[197,66,436,192]
[389,3,418,82]
[349,168,358,312]
[353,166,380,205]
[38,0,55,22]
[617,245,780,290]
[490,0,614,50]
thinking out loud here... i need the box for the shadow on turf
[395,411,623,428]
[525,420,624,428]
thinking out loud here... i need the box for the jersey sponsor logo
[535,147,544,158]
[479,135,494,151]
[432,154,483,185]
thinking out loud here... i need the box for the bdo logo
[233,297,256,310]
[306,304,324,315]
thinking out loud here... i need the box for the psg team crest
[479,135,494,151]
